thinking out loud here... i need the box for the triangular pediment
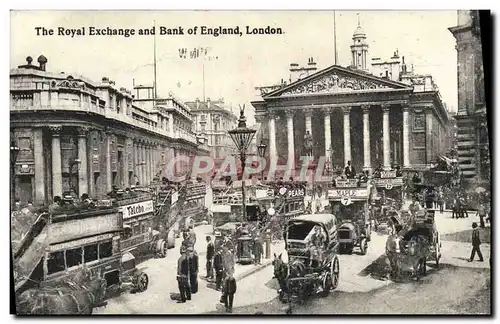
[263,65,411,98]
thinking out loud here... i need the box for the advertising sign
[121,200,154,219]
[374,178,404,188]
[328,189,368,199]
[186,184,206,200]
[335,179,359,188]
[380,170,397,179]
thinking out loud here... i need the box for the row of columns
[48,125,166,199]
[267,104,411,172]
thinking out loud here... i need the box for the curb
[234,260,273,281]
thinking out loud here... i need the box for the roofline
[262,64,412,98]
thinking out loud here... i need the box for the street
[95,210,490,315]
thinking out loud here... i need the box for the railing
[11,99,200,144]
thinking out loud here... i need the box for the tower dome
[353,25,366,38]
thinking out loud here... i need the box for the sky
[10,10,459,124]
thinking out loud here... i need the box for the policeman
[177,246,191,303]
[213,247,224,290]
[187,246,199,294]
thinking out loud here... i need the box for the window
[65,247,83,268]
[133,223,141,235]
[47,251,65,274]
[84,244,99,263]
[99,240,113,259]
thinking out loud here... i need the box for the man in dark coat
[469,222,484,262]
[253,236,263,265]
[213,248,224,290]
[223,273,237,313]
[176,247,191,303]
[344,161,356,179]
[205,236,215,279]
[187,247,199,293]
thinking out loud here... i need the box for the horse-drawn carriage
[273,214,340,306]
[385,209,441,281]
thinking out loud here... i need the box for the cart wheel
[331,256,340,290]
[136,272,149,292]
[360,238,368,255]
[156,240,167,258]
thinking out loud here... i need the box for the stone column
[147,144,152,184]
[425,108,433,166]
[122,138,129,189]
[342,107,352,166]
[33,128,45,204]
[105,130,112,192]
[285,110,295,167]
[77,127,89,196]
[323,108,332,159]
[382,104,391,170]
[133,140,138,186]
[141,143,147,186]
[268,112,277,163]
[402,105,411,168]
[305,110,313,135]
[50,126,63,198]
[362,105,371,172]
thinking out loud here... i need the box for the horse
[16,267,107,315]
[272,253,310,304]
[385,232,429,281]
[385,233,402,280]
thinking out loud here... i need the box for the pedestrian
[213,248,224,291]
[187,246,199,294]
[253,236,263,265]
[176,246,191,303]
[188,225,197,245]
[477,203,486,228]
[205,236,215,279]
[223,273,237,313]
[468,222,484,262]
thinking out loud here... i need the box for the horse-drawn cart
[385,209,441,281]
[274,214,340,307]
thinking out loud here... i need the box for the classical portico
[252,64,449,176]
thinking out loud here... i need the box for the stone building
[449,10,489,183]
[10,55,208,205]
[185,98,238,161]
[252,22,452,176]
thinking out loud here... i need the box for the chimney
[306,57,318,73]
[37,55,47,71]
[289,63,301,83]
[196,98,200,109]
[401,56,407,74]
[206,97,211,109]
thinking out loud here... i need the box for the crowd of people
[175,226,242,313]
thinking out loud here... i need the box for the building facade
[449,10,489,183]
[10,55,208,205]
[186,98,238,161]
[252,23,452,176]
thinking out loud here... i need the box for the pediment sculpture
[281,72,391,96]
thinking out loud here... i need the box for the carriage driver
[308,225,326,268]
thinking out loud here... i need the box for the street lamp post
[257,140,267,181]
[10,140,20,206]
[228,106,256,222]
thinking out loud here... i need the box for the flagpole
[153,20,158,99]
[202,59,206,102]
[334,11,338,65]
